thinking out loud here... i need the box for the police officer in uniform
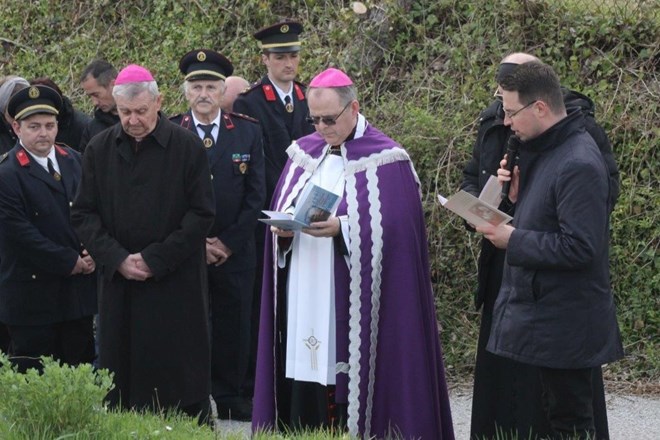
[233,20,315,398]
[171,49,265,421]
[0,85,96,372]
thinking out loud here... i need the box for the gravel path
[214,388,660,439]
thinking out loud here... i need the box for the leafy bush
[0,353,112,438]
[0,353,217,439]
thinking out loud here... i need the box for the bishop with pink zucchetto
[252,67,455,439]
[114,64,155,85]
[309,68,354,88]
[72,60,215,423]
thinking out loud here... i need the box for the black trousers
[208,266,254,405]
[539,366,597,439]
[7,316,95,373]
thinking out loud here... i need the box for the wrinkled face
[81,76,116,113]
[185,79,223,119]
[307,88,358,147]
[13,113,57,157]
[262,52,300,85]
[501,90,541,142]
[115,90,162,141]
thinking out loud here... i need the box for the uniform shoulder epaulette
[54,142,72,155]
[240,79,263,95]
[228,112,259,124]
[0,152,9,164]
[170,113,193,129]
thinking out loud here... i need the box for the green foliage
[0,353,217,439]
[1,0,658,383]
[0,353,112,438]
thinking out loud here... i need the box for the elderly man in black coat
[477,61,623,440]
[71,64,215,422]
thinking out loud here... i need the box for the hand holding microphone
[500,136,521,202]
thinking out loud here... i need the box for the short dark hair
[79,60,117,87]
[499,61,565,114]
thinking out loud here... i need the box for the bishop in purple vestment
[253,68,454,439]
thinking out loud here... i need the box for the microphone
[501,136,521,200]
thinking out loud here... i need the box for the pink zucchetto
[309,68,353,88]
[115,64,155,85]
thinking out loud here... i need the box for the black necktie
[198,123,215,149]
[47,158,61,181]
[284,95,294,113]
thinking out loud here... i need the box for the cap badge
[197,51,207,62]
[28,87,40,99]
[280,24,289,33]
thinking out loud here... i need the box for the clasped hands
[118,253,153,281]
[206,237,232,266]
[70,248,96,275]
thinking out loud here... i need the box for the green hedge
[2,0,657,381]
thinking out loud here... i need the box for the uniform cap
[7,85,62,120]
[253,21,303,53]
[115,64,155,85]
[179,49,233,81]
[309,68,353,88]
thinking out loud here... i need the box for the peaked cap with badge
[253,20,303,53]
[7,85,62,121]
[179,49,234,82]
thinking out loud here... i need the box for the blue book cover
[260,184,341,230]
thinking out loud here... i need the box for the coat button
[32,274,37,279]
[210,174,214,180]
[481,169,487,174]
[69,201,73,207]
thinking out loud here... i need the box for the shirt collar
[191,110,221,128]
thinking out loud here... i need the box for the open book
[437,175,512,227]
[260,183,341,231]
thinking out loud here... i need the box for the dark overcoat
[233,76,314,203]
[487,111,624,369]
[0,144,96,325]
[71,115,215,409]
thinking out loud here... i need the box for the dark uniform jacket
[0,119,17,155]
[233,76,314,203]
[79,108,120,153]
[487,111,624,369]
[461,88,620,309]
[71,115,215,409]
[0,143,96,325]
[55,96,92,152]
[170,110,265,273]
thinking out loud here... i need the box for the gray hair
[0,76,29,113]
[308,85,357,106]
[112,80,160,100]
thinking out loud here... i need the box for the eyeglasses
[503,100,537,119]
[306,101,351,126]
